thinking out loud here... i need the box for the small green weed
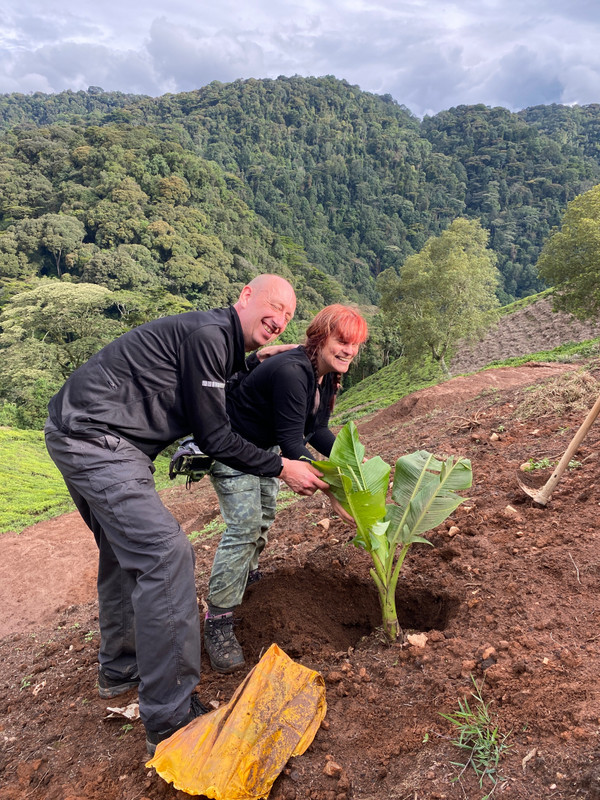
[119,723,135,737]
[522,457,552,471]
[189,516,227,542]
[20,675,32,691]
[440,677,512,798]
[523,457,582,472]
[84,630,96,643]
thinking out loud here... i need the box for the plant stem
[370,566,400,640]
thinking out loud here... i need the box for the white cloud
[0,0,599,116]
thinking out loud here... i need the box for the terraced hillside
[450,297,600,375]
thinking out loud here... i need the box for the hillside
[4,78,600,427]
[3,361,600,800]
[450,297,600,374]
[3,79,600,303]
[335,296,600,423]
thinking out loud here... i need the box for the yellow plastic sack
[146,643,327,799]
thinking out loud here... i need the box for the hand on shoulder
[256,343,299,362]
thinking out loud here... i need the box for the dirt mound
[3,361,600,800]
[450,297,600,374]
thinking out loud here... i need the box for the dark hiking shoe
[98,666,141,699]
[204,614,246,674]
[246,569,262,588]
[146,694,209,756]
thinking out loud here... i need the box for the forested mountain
[0,121,345,426]
[3,76,600,427]
[421,105,600,299]
[3,76,600,304]
[520,103,600,160]
[0,122,343,315]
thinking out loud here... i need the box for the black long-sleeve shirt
[226,347,336,460]
[48,306,283,477]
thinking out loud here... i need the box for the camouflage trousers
[208,451,280,611]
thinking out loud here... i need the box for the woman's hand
[324,489,355,525]
[256,343,299,362]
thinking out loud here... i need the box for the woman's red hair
[303,305,369,411]
[304,304,368,353]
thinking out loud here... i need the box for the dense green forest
[2,76,600,426]
[2,77,600,303]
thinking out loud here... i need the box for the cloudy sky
[1,1,599,118]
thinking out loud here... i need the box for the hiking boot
[204,614,246,674]
[246,569,262,588]
[98,666,141,699]
[146,694,209,756]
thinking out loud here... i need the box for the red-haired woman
[204,304,368,673]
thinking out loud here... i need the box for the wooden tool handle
[536,392,600,505]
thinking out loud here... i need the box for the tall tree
[378,218,500,377]
[536,183,600,320]
[17,214,86,277]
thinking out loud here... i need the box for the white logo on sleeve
[202,380,226,388]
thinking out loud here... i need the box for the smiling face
[234,275,296,351]
[317,333,360,376]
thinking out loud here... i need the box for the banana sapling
[314,422,472,641]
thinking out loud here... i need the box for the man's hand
[280,458,328,495]
[324,489,355,525]
[256,343,299,362]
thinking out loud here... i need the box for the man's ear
[237,285,253,308]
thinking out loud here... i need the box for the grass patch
[0,428,74,534]
[486,337,600,367]
[440,676,512,797]
[333,355,442,425]
[497,288,553,317]
[0,427,172,535]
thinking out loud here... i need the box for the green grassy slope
[0,429,172,534]
[334,291,600,425]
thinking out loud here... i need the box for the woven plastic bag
[146,643,327,799]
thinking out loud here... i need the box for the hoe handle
[536,392,600,505]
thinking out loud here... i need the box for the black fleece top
[226,347,336,460]
[47,306,282,477]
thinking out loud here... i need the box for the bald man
[44,274,327,755]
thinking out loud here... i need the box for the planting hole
[237,563,457,660]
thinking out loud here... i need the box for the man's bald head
[234,274,297,351]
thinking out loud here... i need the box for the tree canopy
[378,218,500,376]
[0,281,126,426]
[3,78,600,303]
[3,80,600,425]
[537,183,600,320]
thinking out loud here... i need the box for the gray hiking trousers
[44,421,201,731]
[208,453,280,612]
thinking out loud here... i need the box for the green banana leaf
[342,474,390,546]
[313,422,390,515]
[328,421,365,482]
[314,422,471,560]
[385,451,472,545]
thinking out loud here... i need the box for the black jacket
[48,306,282,476]
[226,347,336,460]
